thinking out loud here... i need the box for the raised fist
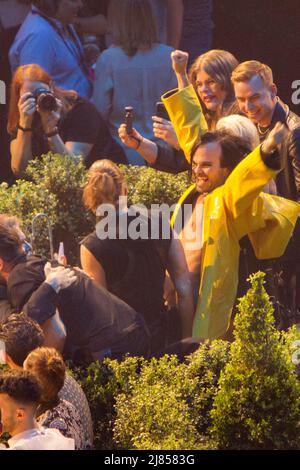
[171,50,189,74]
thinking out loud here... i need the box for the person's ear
[15,407,25,422]
[270,83,277,100]
[0,258,4,272]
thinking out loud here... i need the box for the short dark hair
[0,223,22,263]
[190,131,251,174]
[0,370,41,405]
[33,0,60,17]
[0,313,44,366]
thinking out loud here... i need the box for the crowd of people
[0,0,300,451]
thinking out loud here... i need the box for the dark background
[213,0,300,113]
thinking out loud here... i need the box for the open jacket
[162,84,300,340]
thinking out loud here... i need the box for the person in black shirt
[8,63,125,177]
[80,159,195,348]
[0,222,150,365]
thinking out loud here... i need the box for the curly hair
[0,369,41,405]
[0,313,44,367]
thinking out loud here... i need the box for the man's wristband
[17,123,33,132]
[45,127,59,138]
[132,136,142,150]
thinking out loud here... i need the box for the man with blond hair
[232,61,300,323]
[231,60,300,203]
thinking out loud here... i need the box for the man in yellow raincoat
[161,51,300,341]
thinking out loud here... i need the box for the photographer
[8,64,125,176]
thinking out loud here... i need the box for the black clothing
[81,215,175,352]
[150,144,190,174]
[257,99,300,202]
[11,98,126,167]
[7,255,150,362]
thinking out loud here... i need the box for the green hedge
[0,153,190,263]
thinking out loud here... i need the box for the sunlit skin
[195,70,227,112]
[192,142,230,194]
[55,0,83,25]
[234,75,277,127]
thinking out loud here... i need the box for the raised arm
[223,122,289,219]
[162,51,208,162]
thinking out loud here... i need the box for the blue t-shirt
[9,6,92,99]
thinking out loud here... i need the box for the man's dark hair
[0,370,41,405]
[33,0,60,17]
[0,313,44,366]
[190,131,252,174]
[0,223,22,263]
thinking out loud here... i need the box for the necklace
[257,123,270,136]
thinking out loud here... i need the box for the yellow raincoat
[163,85,300,340]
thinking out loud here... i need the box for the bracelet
[133,136,143,150]
[17,123,33,132]
[45,127,59,138]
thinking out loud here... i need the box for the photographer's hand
[18,92,36,128]
[38,98,62,134]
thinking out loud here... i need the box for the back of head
[189,49,239,105]
[33,0,60,17]
[0,313,45,367]
[24,347,65,403]
[83,159,126,213]
[231,60,274,87]
[0,222,22,264]
[108,0,157,56]
[191,131,251,174]
[0,369,41,406]
[216,114,260,150]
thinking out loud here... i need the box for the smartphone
[155,101,169,120]
[58,242,65,258]
[125,106,133,134]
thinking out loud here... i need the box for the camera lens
[35,89,57,112]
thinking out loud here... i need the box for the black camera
[33,88,57,112]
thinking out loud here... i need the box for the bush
[185,340,231,434]
[0,154,190,263]
[211,272,300,449]
[71,356,144,450]
[113,355,200,450]
[120,165,190,207]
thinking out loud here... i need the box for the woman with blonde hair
[24,347,88,449]
[92,0,177,165]
[81,159,196,342]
